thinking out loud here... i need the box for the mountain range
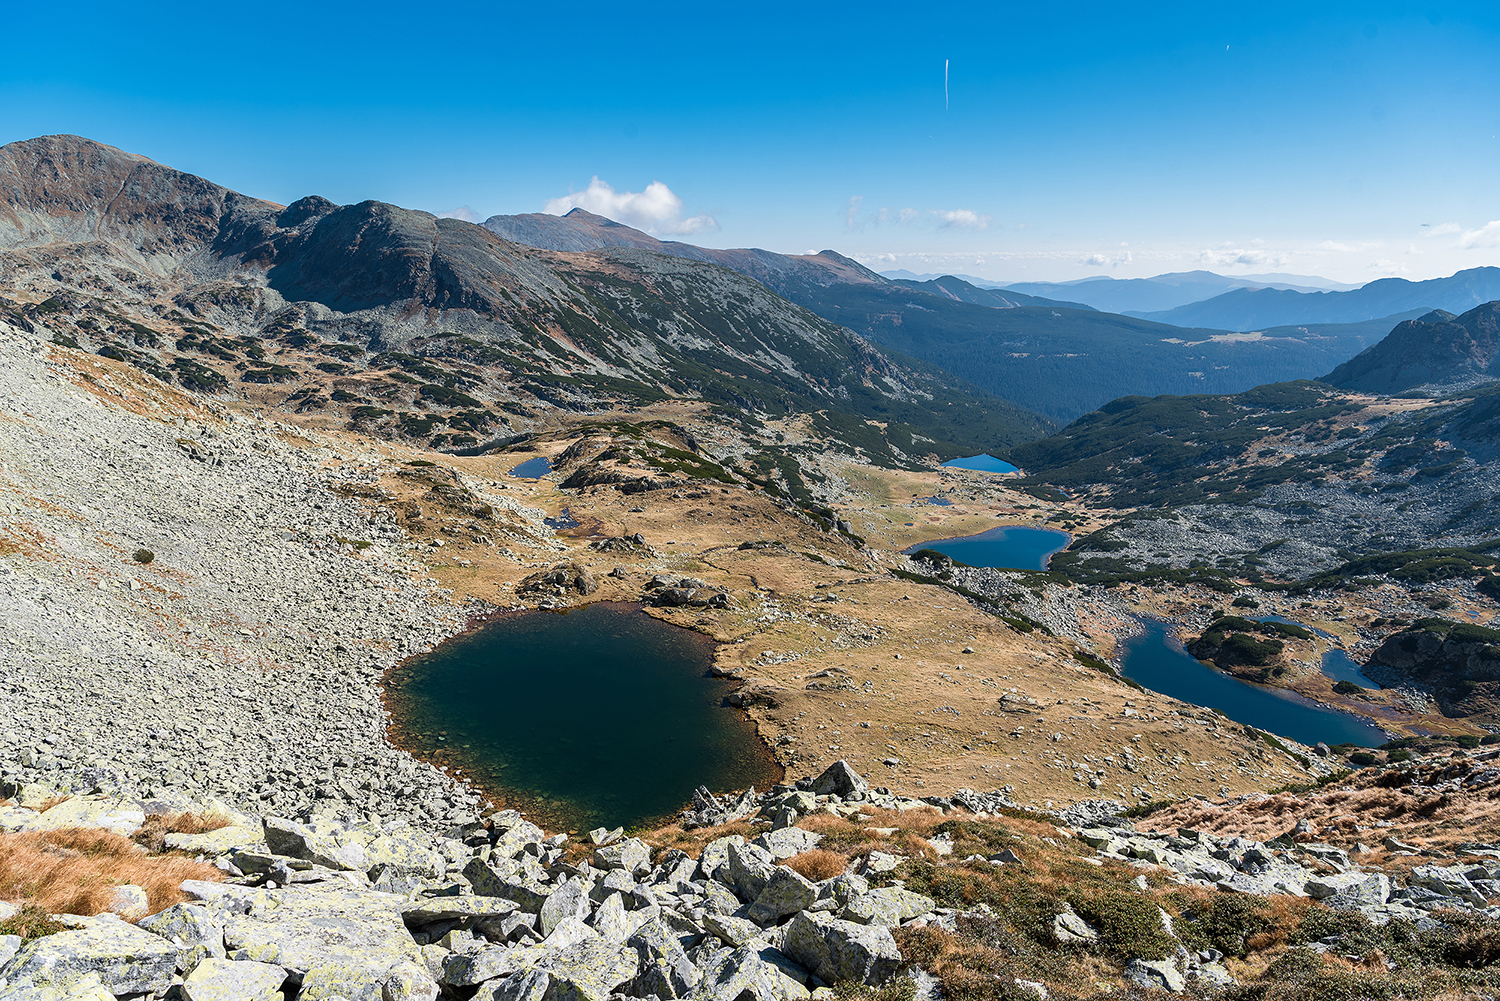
[997,270,1361,314]
[483,210,1423,422]
[0,134,1047,463]
[1130,268,1500,329]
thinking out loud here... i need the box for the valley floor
[0,319,1427,832]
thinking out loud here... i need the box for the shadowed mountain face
[1132,269,1500,330]
[1322,302,1500,394]
[0,135,1050,462]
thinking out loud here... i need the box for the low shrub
[132,549,154,564]
[0,902,66,940]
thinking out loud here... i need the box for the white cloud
[933,209,991,231]
[1082,250,1133,268]
[544,177,718,236]
[1197,245,1290,267]
[436,206,481,222]
[1367,259,1408,274]
[1424,222,1462,237]
[1461,220,1500,249]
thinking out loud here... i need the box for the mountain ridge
[1131,267,1500,329]
[1322,301,1500,394]
[0,134,1049,462]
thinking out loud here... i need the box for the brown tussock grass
[0,827,222,918]
[784,848,850,881]
[132,811,232,854]
[639,819,757,861]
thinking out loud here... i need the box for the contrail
[945,59,949,111]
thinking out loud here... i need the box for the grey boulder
[841,887,935,927]
[593,838,652,876]
[181,957,288,1001]
[1124,957,1185,993]
[540,880,593,937]
[693,944,809,1001]
[211,884,422,976]
[263,817,370,872]
[748,867,820,925]
[0,915,180,995]
[810,761,868,800]
[781,911,900,985]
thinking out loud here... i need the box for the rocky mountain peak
[1322,300,1500,394]
[0,133,275,261]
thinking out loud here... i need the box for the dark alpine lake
[386,603,781,831]
[1119,621,1386,747]
[941,454,1020,474]
[908,525,1071,571]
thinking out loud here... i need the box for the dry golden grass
[784,848,849,881]
[639,819,757,861]
[35,796,71,813]
[132,811,232,854]
[0,827,221,918]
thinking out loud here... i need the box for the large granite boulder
[0,915,179,995]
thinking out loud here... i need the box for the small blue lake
[942,454,1020,474]
[509,456,552,478]
[1119,621,1386,747]
[907,525,1071,571]
[1321,649,1380,690]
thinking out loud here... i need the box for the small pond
[908,525,1071,571]
[509,456,552,478]
[1119,621,1386,747]
[386,603,781,831]
[1321,649,1380,690]
[941,454,1020,474]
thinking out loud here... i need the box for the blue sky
[2,1,1497,284]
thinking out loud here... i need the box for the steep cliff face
[1323,302,1500,394]
[1365,618,1500,716]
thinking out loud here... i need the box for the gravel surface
[0,322,495,827]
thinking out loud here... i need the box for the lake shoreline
[381,601,782,833]
[1118,618,1391,747]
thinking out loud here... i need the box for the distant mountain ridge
[1001,270,1359,315]
[878,269,1013,288]
[1322,302,1500,394]
[481,210,1428,423]
[1131,268,1500,330]
[483,209,1082,308]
